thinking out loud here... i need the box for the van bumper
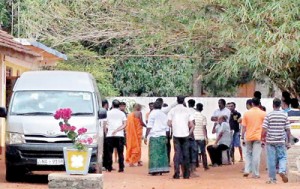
[5,143,98,172]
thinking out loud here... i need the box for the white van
[0,71,104,181]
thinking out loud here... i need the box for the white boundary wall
[107,97,274,139]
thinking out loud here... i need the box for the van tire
[6,165,25,182]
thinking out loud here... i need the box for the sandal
[138,161,143,166]
[279,173,288,183]
[129,163,136,167]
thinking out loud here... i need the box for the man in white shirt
[156,98,177,165]
[211,99,231,123]
[207,115,231,166]
[211,99,231,142]
[194,103,209,170]
[103,100,127,172]
[168,96,195,179]
[144,101,170,175]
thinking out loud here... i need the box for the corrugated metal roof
[14,38,67,60]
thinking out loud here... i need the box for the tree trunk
[192,70,202,97]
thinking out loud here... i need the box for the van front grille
[25,140,72,143]
[24,135,71,143]
[25,135,67,138]
[20,149,64,158]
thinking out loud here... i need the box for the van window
[10,91,94,115]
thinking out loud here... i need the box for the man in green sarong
[144,101,170,175]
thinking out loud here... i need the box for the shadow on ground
[21,174,48,184]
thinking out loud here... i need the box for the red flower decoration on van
[78,128,87,135]
[54,108,93,150]
[54,108,72,120]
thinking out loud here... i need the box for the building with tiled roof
[0,30,67,156]
[0,30,41,61]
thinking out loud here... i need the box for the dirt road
[0,144,299,189]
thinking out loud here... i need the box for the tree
[53,44,118,97]
[0,0,11,30]
[210,0,300,97]
[113,57,194,96]
[16,0,246,96]
[14,0,299,97]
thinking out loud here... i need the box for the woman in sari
[144,101,169,175]
[126,103,146,166]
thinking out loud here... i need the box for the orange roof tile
[0,30,41,57]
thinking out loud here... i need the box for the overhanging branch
[90,54,202,59]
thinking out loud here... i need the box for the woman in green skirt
[144,101,170,175]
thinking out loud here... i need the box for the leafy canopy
[11,0,300,96]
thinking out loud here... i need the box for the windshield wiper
[72,112,93,116]
[15,112,53,115]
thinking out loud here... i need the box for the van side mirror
[98,109,107,119]
[0,107,7,117]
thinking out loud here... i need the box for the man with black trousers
[168,96,195,179]
[101,99,109,170]
[103,100,127,172]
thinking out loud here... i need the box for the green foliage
[113,57,193,96]
[118,98,137,113]
[0,0,10,29]
[5,0,299,96]
[54,44,118,97]
[210,0,300,96]
[13,0,243,96]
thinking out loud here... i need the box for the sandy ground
[0,143,299,189]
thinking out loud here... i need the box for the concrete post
[48,173,103,189]
[287,145,300,182]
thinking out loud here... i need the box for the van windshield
[10,91,94,115]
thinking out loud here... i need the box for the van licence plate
[37,159,64,165]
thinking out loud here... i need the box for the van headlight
[6,132,25,144]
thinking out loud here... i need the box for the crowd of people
[101,91,300,184]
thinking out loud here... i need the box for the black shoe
[118,169,124,173]
[183,172,190,179]
[173,174,180,179]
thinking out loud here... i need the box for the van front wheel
[6,165,25,182]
